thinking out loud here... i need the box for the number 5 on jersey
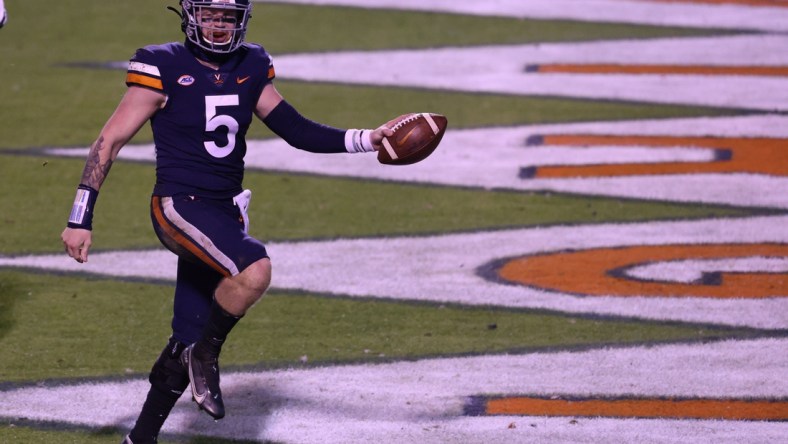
[204,95,239,158]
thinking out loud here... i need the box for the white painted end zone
[627,257,788,283]
[271,35,788,111]
[2,216,786,329]
[0,338,784,443]
[262,0,788,32]
[45,115,788,210]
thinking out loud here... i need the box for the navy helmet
[179,0,252,55]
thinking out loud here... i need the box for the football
[378,113,448,165]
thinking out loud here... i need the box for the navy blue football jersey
[126,42,276,199]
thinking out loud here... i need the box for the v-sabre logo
[208,73,228,86]
[177,75,195,86]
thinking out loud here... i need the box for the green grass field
[0,1,764,443]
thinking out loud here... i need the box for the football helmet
[179,0,252,55]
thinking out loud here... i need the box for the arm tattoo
[80,136,114,189]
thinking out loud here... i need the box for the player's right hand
[62,227,92,263]
[370,124,395,152]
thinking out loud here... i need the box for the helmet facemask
[181,0,252,55]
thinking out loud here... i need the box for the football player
[60,1,393,443]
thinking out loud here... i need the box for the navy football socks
[129,386,181,444]
[193,299,242,361]
[129,338,188,444]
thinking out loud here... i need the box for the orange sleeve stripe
[267,66,276,79]
[126,72,164,91]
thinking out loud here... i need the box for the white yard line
[1,338,785,443]
[3,215,786,329]
[270,35,788,111]
[262,0,788,32]
[46,115,788,209]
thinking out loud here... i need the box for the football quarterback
[61,1,394,443]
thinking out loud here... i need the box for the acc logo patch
[177,75,195,86]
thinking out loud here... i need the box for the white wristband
[345,129,376,153]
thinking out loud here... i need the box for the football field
[0,0,786,443]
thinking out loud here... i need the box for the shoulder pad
[126,44,183,92]
[242,43,275,81]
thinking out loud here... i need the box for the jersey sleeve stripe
[267,66,275,79]
[126,73,164,91]
[128,61,161,77]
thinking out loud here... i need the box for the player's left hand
[369,125,395,152]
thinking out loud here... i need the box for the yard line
[262,0,788,32]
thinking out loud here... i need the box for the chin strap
[174,2,238,65]
[184,38,235,65]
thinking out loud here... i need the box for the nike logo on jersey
[236,76,251,84]
[397,128,417,146]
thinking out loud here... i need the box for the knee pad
[148,337,190,397]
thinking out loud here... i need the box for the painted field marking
[1,338,785,443]
[648,0,788,8]
[496,243,788,298]
[264,0,788,33]
[522,135,788,178]
[472,395,788,421]
[525,64,788,76]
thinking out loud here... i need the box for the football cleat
[181,343,225,419]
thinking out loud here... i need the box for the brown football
[378,113,448,165]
